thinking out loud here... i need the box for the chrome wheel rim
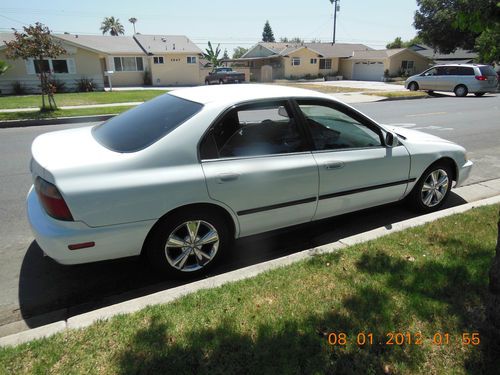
[165,220,219,272]
[421,169,449,207]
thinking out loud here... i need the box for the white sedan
[27,84,472,276]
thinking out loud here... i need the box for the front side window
[113,57,144,71]
[423,67,437,76]
[187,56,197,64]
[297,102,382,151]
[291,57,301,66]
[200,101,305,159]
[93,94,203,152]
[319,59,332,70]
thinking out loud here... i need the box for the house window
[29,58,73,74]
[187,56,197,64]
[319,59,332,70]
[153,56,164,64]
[291,57,301,66]
[401,60,414,70]
[310,58,317,64]
[113,57,144,71]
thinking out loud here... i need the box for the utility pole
[331,0,340,45]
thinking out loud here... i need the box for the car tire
[406,161,453,213]
[205,80,210,85]
[219,79,224,85]
[146,209,231,278]
[454,85,468,97]
[474,92,485,97]
[408,82,419,91]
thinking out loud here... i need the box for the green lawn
[0,106,134,121]
[0,90,165,109]
[1,205,499,374]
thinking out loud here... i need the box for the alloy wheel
[165,220,219,272]
[420,169,449,207]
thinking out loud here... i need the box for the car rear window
[479,66,496,76]
[92,94,203,152]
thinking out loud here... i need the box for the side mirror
[385,132,399,148]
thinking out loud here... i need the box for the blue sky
[0,0,419,53]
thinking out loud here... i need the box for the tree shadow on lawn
[117,235,497,374]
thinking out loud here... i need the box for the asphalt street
[0,93,498,332]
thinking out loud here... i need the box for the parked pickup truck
[205,67,245,84]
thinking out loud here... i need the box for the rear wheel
[408,82,419,91]
[146,209,231,277]
[474,92,485,97]
[219,79,224,84]
[454,85,468,97]
[406,162,453,213]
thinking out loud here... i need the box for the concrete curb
[1,193,500,347]
[0,114,115,129]
[380,94,430,102]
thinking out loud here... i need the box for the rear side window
[92,94,203,152]
[479,66,496,76]
[456,66,474,75]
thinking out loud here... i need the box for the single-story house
[232,42,432,81]
[233,42,372,81]
[0,33,204,94]
[409,44,478,64]
[339,48,431,80]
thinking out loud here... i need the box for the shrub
[143,69,152,85]
[75,77,95,92]
[11,81,27,95]
[48,79,66,93]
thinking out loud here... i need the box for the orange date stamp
[327,332,480,346]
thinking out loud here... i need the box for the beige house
[339,48,431,81]
[0,33,204,94]
[133,35,202,86]
[235,42,431,82]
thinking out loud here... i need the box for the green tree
[414,0,500,61]
[262,20,275,42]
[203,41,222,68]
[128,17,138,34]
[232,46,248,59]
[386,36,423,49]
[386,37,403,49]
[4,23,66,110]
[222,49,229,60]
[100,16,125,36]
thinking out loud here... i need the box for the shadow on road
[17,192,467,329]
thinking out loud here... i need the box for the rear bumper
[456,160,473,187]
[27,187,155,265]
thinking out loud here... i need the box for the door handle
[325,161,345,170]
[218,173,240,183]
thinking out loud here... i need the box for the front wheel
[146,209,230,277]
[406,162,453,213]
[408,82,419,91]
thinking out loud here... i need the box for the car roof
[169,84,334,105]
[432,63,486,68]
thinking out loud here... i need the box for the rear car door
[294,99,411,220]
[200,100,319,237]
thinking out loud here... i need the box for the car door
[294,99,411,220]
[200,100,319,237]
[416,67,437,90]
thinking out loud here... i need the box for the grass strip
[0,205,499,374]
[0,90,165,109]
[0,106,135,121]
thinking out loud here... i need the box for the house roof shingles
[133,35,202,54]
[244,42,373,59]
[409,44,477,61]
[55,34,144,54]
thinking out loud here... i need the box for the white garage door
[352,61,385,81]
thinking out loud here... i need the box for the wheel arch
[140,202,238,256]
[425,156,458,182]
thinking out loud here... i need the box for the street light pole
[332,0,339,45]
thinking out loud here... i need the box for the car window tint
[297,103,382,150]
[202,101,305,159]
[456,66,474,75]
[92,94,203,152]
[436,67,448,75]
[424,68,437,76]
[479,66,496,76]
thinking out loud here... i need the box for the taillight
[475,75,488,81]
[34,177,73,221]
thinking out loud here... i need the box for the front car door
[294,99,411,220]
[200,100,319,237]
[417,67,439,90]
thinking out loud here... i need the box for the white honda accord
[27,84,472,276]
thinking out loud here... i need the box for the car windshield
[479,66,496,76]
[92,94,203,152]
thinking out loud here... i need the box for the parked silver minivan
[405,64,498,97]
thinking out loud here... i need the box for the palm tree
[128,17,137,34]
[100,16,125,36]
